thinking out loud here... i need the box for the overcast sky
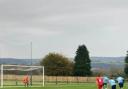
[0,0,128,59]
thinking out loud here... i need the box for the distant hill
[0,57,125,70]
[0,58,40,65]
[91,57,125,72]
[91,57,124,63]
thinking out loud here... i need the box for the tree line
[40,44,128,77]
[40,44,91,76]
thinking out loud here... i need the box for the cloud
[0,0,128,58]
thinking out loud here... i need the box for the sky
[0,0,128,59]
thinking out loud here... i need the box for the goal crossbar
[3,64,42,68]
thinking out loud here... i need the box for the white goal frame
[0,64,44,88]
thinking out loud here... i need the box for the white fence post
[1,64,3,88]
[43,66,44,87]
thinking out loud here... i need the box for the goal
[0,64,44,88]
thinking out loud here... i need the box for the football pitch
[1,83,128,89]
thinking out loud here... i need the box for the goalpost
[0,64,44,88]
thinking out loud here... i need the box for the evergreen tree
[124,51,128,76]
[74,44,92,76]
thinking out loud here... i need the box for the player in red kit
[96,74,103,89]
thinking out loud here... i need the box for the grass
[1,83,128,89]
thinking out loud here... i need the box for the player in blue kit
[116,76,124,89]
[109,76,116,89]
[103,76,109,89]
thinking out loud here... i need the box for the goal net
[0,64,44,88]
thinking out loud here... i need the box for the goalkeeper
[22,75,29,87]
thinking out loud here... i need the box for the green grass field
[1,83,128,89]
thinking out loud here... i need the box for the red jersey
[96,77,103,86]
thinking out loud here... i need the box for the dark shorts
[119,83,124,88]
[103,83,107,86]
[112,85,116,89]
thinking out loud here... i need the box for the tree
[73,44,92,76]
[40,53,73,76]
[124,51,128,76]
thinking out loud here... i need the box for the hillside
[0,58,40,65]
[0,57,124,69]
